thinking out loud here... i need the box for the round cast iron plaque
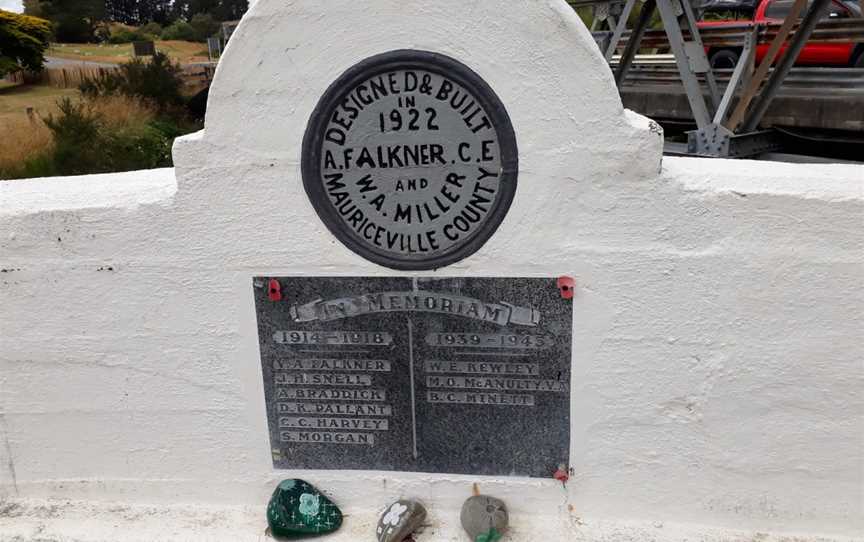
[302,50,518,270]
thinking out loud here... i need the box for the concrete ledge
[0,498,858,542]
[0,169,177,217]
[664,156,864,201]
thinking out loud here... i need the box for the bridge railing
[582,0,864,157]
[614,64,864,95]
[609,18,864,49]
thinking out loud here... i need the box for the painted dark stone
[266,479,343,537]
[253,276,572,478]
[301,50,518,270]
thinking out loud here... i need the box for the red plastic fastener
[553,464,570,485]
[268,279,282,301]
[557,276,575,300]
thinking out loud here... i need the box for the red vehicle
[697,0,863,69]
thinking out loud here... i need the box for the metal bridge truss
[572,0,861,158]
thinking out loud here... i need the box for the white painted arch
[1,1,862,540]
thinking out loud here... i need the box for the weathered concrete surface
[1,498,861,542]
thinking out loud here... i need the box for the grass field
[0,83,79,177]
[48,40,211,64]
[0,83,76,179]
[0,83,79,123]
[0,82,177,179]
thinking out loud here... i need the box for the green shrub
[79,52,184,112]
[0,153,57,180]
[94,24,111,43]
[190,13,219,42]
[37,97,176,176]
[139,21,163,38]
[161,20,196,41]
[43,98,105,175]
[147,117,186,140]
[100,122,174,171]
[108,27,147,44]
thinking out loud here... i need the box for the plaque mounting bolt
[557,276,575,300]
[268,279,282,301]
[553,463,570,486]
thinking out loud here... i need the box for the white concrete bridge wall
[1,0,862,539]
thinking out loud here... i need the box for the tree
[161,19,196,41]
[104,0,137,25]
[21,1,48,18]
[139,21,163,37]
[105,0,173,26]
[0,9,52,76]
[190,12,219,41]
[137,1,174,25]
[79,52,184,112]
[172,0,249,22]
[24,0,105,43]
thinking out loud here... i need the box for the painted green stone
[266,479,343,538]
[475,528,503,542]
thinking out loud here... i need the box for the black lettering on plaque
[301,50,518,270]
[254,276,571,477]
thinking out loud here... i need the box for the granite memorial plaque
[301,50,518,270]
[254,277,572,477]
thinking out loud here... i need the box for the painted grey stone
[254,276,572,477]
[376,500,427,542]
[460,495,508,541]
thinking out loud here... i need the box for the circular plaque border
[301,49,519,271]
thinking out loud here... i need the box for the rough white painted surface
[1,0,862,540]
[0,169,177,216]
[2,498,862,542]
